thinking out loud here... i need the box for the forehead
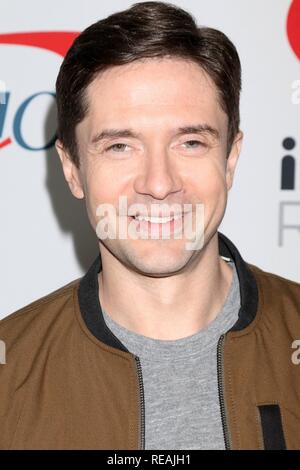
[79,58,227,137]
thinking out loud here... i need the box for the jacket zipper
[134,355,145,450]
[217,333,231,450]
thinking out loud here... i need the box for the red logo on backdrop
[287,0,300,60]
[0,31,78,57]
[0,31,79,150]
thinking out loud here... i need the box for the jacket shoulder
[246,262,300,326]
[0,277,81,449]
[247,262,300,291]
[0,277,81,349]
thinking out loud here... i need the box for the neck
[98,232,233,340]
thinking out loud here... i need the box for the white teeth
[134,215,182,223]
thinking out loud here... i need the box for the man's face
[56,58,242,276]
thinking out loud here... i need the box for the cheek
[205,166,228,220]
[187,160,228,227]
[83,166,128,228]
[189,158,227,199]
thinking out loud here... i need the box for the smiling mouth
[130,214,183,223]
[127,213,187,237]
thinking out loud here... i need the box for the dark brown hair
[56,1,242,168]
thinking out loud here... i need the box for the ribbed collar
[77,231,258,353]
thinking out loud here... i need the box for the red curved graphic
[0,137,12,149]
[0,31,79,57]
[287,0,300,60]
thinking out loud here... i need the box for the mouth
[127,213,186,237]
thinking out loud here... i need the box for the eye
[183,140,206,149]
[105,143,129,152]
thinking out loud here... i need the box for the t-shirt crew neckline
[101,259,240,362]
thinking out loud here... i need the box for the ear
[55,139,84,199]
[225,130,243,191]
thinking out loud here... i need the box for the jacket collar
[78,231,259,352]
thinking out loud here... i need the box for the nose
[133,146,183,200]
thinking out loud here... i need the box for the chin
[126,244,193,277]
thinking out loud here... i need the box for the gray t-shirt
[102,258,240,450]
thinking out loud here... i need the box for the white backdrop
[0,0,299,318]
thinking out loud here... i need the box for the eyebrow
[90,123,220,145]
